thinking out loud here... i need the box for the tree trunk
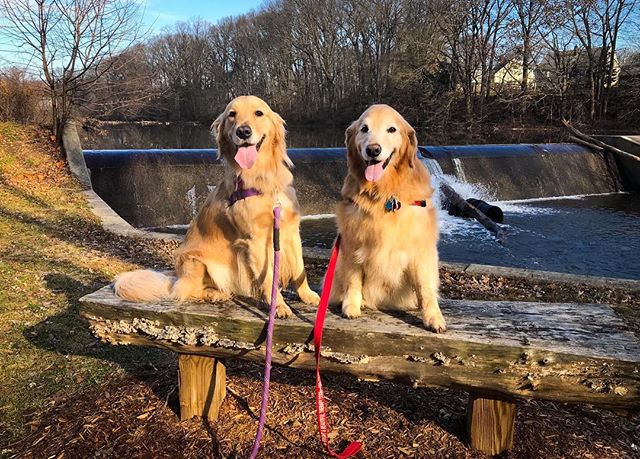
[521,37,530,94]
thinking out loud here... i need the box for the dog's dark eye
[255,110,264,117]
[387,127,397,133]
[360,125,369,133]
[229,111,236,118]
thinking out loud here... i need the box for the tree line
[1,0,639,144]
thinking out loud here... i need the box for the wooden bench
[80,286,640,456]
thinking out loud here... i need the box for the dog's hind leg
[172,255,208,301]
[202,287,230,302]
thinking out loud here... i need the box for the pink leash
[248,206,281,459]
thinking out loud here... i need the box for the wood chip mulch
[5,359,639,459]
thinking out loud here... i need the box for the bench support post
[467,394,516,456]
[178,354,226,422]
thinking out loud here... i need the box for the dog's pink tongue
[365,162,385,182]
[234,145,258,169]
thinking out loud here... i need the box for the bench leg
[467,394,516,456]
[178,354,226,422]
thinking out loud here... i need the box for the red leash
[314,235,362,458]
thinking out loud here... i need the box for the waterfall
[420,156,502,237]
[452,158,467,182]
[421,157,444,177]
[186,185,197,217]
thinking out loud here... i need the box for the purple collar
[228,176,261,206]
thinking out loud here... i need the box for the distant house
[492,57,536,92]
[537,47,620,91]
[460,54,537,94]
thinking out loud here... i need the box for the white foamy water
[300,213,336,221]
[428,172,501,237]
[186,185,197,217]
[421,157,557,237]
[497,191,628,205]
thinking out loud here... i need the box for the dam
[80,138,640,280]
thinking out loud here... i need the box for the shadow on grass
[23,273,179,412]
[0,204,174,269]
[0,174,54,209]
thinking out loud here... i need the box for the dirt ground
[1,123,639,458]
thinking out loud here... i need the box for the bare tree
[3,0,635,136]
[0,0,144,143]
[511,0,546,93]
[567,0,637,119]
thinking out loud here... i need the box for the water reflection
[80,122,567,150]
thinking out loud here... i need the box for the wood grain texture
[80,286,640,409]
[467,395,516,456]
[178,354,226,421]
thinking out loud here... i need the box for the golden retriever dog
[114,95,320,318]
[328,104,445,332]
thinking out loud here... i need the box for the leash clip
[384,196,401,212]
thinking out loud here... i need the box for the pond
[301,193,640,280]
[80,121,567,149]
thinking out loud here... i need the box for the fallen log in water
[440,182,507,243]
[563,120,640,163]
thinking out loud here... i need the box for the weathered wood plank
[467,395,516,455]
[178,354,226,421]
[80,286,640,409]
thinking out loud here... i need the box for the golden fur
[328,104,446,332]
[114,95,320,317]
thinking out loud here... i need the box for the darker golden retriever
[114,95,320,317]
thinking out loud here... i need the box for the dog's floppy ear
[211,111,226,150]
[271,110,293,168]
[345,120,363,171]
[403,124,417,168]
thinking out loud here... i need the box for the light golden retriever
[114,95,320,317]
[329,104,446,332]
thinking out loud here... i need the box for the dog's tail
[113,269,177,302]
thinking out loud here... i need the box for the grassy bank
[0,122,638,457]
[0,122,176,445]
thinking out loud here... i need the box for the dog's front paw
[422,311,447,333]
[276,302,293,319]
[202,288,230,303]
[299,289,320,306]
[342,301,362,319]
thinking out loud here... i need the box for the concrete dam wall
[84,143,627,228]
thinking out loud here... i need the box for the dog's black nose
[366,144,382,158]
[236,125,252,140]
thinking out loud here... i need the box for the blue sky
[0,0,263,66]
[141,0,264,34]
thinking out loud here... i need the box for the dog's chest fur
[338,200,433,271]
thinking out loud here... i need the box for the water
[80,122,567,150]
[301,193,640,280]
[80,122,345,149]
[84,124,640,280]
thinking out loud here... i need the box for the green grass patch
[0,123,173,445]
